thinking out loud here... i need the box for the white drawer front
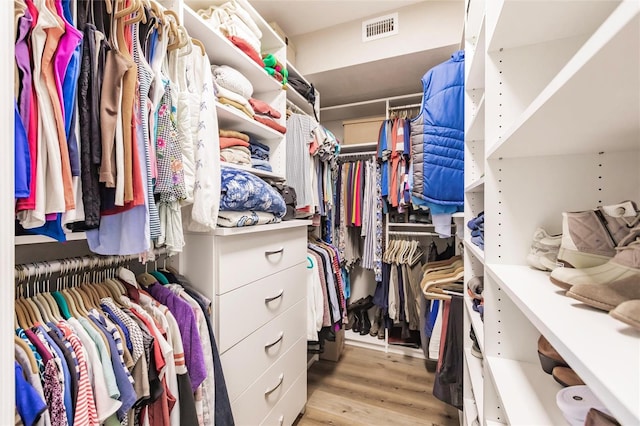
[217,263,306,353]
[260,370,307,426]
[221,300,306,402]
[230,337,307,426]
[216,227,307,294]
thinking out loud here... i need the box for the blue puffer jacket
[411,50,464,211]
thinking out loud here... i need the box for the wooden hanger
[191,38,206,56]
[14,336,38,375]
[15,299,32,329]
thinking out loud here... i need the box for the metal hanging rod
[388,103,421,111]
[15,247,170,280]
[387,231,441,237]
[286,99,310,117]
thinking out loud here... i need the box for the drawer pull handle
[265,332,284,350]
[265,373,284,396]
[265,247,285,256]
[264,289,284,303]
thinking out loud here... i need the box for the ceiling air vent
[362,13,398,42]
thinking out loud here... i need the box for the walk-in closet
[7,0,640,425]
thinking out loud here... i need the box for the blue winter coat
[411,50,465,210]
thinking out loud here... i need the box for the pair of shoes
[557,386,614,426]
[369,306,384,337]
[347,296,374,335]
[527,227,562,271]
[538,335,585,387]
[469,328,482,359]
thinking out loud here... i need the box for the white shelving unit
[465,0,640,424]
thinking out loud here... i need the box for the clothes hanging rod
[15,248,170,279]
[337,151,377,159]
[388,103,421,111]
[286,99,310,117]
[387,231,441,237]
[321,93,423,111]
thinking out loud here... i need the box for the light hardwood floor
[294,344,460,426]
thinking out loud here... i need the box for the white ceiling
[251,1,462,115]
[251,0,425,36]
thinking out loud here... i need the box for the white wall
[293,1,463,75]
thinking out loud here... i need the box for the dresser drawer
[216,227,307,294]
[221,299,306,402]
[216,263,306,353]
[260,370,307,426]
[230,337,307,426]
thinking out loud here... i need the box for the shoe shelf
[464,348,485,422]
[466,18,486,92]
[486,0,620,53]
[344,330,386,350]
[464,294,485,354]
[464,238,485,265]
[486,264,640,425]
[465,176,485,194]
[487,3,639,160]
[463,397,478,426]
[485,356,565,425]
[221,163,285,182]
[465,94,485,143]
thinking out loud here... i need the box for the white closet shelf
[485,356,565,425]
[16,232,87,245]
[465,17,485,91]
[185,0,286,53]
[487,0,621,53]
[464,239,485,264]
[462,397,478,426]
[486,264,640,425]
[452,212,466,218]
[339,142,377,153]
[182,6,284,94]
[216,102,284,142]
[487,2,639,160]
[221,163,285,181]
[464,294,485,354]
[464,348,484,422]
[464,93,484,141]
[286,86,314,116]
[212,220,312,236]
[465,176,484,193]
[344,330,386,350]
[464,0,485,49]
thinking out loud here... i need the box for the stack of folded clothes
[248,136,271,172]
[249,97,286,134]
[212,64,255,119]
[219,129,251,166]
[198,3,264,67]
[467,211,485,249]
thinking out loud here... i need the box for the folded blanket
[250,145,269,160]
[219,137,250,149]
[248,137,270,152]
[227,35,264,67]
[251,158,273,172]
[220,167,286,217]
[219,97,254,119]
[254,114,286,134]
[217,210,281,228]
[249,98,281,119]
[221,146,251,165]
[212,64,254,99]
[219,129,250,142]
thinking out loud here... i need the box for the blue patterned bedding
[220,167,286,217]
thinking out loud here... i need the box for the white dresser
[183,221,310,425]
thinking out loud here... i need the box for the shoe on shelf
[369,306,382,337]
[527,227,562,271]
[609,299,640,330]
[552,366,585,387]
[566,275,640,312]
[538,335,568,374]
[359,309,372,335]
[557,385,612,426]
[469,328,482,358]
[467,276,484,300]
[557,201,639,269]
[550,225,640,290]
[584,408,621,426]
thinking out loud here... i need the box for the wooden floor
[294,344,460,426]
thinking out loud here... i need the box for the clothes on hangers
[14,0,222,254]
[13,261,234,426]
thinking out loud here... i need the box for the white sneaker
[527,227,562,271]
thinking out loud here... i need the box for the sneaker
[557,201,639,269]
[551,224,640,290]
[527,227,562,271]
[566,275,640,312]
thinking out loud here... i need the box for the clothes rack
[337,151,376,162]
[387,230,440,237]
[387,103,421,111]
